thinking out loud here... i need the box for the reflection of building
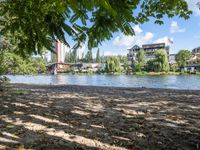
[127,43,170,65]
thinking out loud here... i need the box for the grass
[9,90,29,95]
[133,71,180,76]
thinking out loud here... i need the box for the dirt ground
[0,83,200,150]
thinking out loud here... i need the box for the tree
[154,49,169,72]
[135,49,145,71]
[105,56,121,73]
[0,0,192,56]
[146,49,169,72]
[64,51,70,63]
[86,49,93,63]
[175,50,192,67]
[51,53,57,63]
[73,49,77,63]
[96,49,101,63]
[0,52,47,75]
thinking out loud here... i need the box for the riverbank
[0,83,200,149]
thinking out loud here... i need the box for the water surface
[5,74,200,90]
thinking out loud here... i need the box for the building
[127,45,140,65]
[192,46,200,55]
[127,43,169,65]
[169,54,176,64]
[54,40,69,63]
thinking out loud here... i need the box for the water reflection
[5,74,200,90]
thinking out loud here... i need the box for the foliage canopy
[105,56,121,73]
[175,50,192,67]
[0,52,47,75]
[146,49,169,72]
[96,49,101,63]
[0,0,192,56]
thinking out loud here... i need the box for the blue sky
[67,1,200,58]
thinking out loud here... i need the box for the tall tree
[73,49,77,63]
[135,49,145,71]
[96,49,101,63]
[0,0,192,56]
[154,49,169,72]
[105,56,121,73]
[64,51,70,63]
[86,49,93,63]
[175,50,192,67]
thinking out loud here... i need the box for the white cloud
[113,25,154,47]
[170,21,186,33]
[186,0,200,16]
[154,36,174,46]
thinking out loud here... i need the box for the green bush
[0,52,47,75]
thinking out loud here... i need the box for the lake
[5,74,200,90]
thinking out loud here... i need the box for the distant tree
[105,56,121,73]
[154,49,169,72]
[86,49,93,63]
[135,49,145,71]
[116,55,128,72]
[51,53,57,63]
[146,49,169,72]
[80,52,85,62]
[0,52,47,75]
[146,59,157,72]
[117,55,127,64]
[73,49,77,63]
[96,49,101,63]
[175,50,192,67]
[64,52,70,63]
[170,64,178,72]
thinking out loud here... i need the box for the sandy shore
[0,83,200,150]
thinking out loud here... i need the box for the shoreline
[4,82,200,92]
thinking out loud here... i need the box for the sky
[63,0,200,58]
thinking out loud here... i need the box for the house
[169,54,176,64]
[127,43,170,65]
[127,45,140,65]
[47,63,71,74]
[192,46,200,55]
[181,63,200,72]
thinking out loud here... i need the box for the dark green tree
[64,51,70,63]
[175,50,192,67]
[154,49,169,72]
[86,49,93,63]
[0,0,192,56]
[51,53,57,63]
[0,52,47,75]
[96,49,101,63]
[146,49,169,72]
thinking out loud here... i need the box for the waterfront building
[192,46,200,55]
[127,43,170,65]
[127,45,140,65]
[54,40,69,63]
[169,54,176,64]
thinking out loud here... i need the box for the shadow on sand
[0,84,200,149]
